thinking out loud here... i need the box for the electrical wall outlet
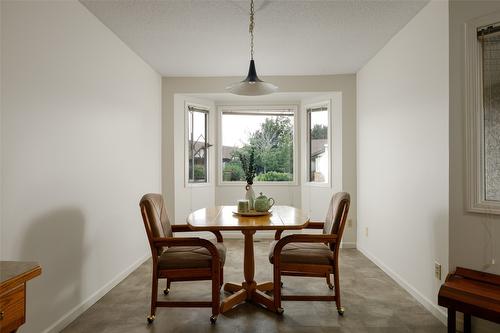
[364,227,368,237]
[434,262,442,280]
[347,219,352,228]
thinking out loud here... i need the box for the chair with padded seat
[270,192,350,315]
[139,193,226,324]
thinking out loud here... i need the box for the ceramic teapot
[254,192,275,212]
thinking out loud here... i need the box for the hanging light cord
[249,0,255,60]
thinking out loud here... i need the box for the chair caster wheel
[163,288,170,295]
[337,307,345,315]
[210,315,217,324]
[328,284,334,290]
[276,307,284,315]
[147,315,155,323]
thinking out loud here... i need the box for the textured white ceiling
[80,0,429,76]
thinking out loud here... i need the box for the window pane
[308,108,329,183]
[483,33,500,201]
[188,109,208,183]
[221,111,294,182]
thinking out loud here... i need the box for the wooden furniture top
[187,205,309,231]
[438,267,500,323]
[0,261,41,293]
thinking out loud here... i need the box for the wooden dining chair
[139,193,226,324]
[270,192,350,315]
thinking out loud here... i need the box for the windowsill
[303,181,330,188]
[186,182,212,188]
[218,181,298,187]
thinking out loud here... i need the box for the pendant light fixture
[226,0,278,96]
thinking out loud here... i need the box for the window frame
[305,100,332,188]
[217,104,299,186]
[185,102,210,187]
[465,13,500,214]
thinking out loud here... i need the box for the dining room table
[186,205,310,314]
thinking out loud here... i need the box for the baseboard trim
[41,253,150,333]
[357,245,447,325]
[340,242,356,249]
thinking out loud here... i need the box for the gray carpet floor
[62,239,445,333]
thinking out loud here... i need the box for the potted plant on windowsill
[239,148,256,210]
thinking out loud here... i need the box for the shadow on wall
[20,207,86,332]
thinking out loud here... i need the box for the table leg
[223,282,243,293]
[220,289,247,313]
[220,229,276,313]
[242,230,256,292]
[256,281,274,292]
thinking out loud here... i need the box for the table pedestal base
[219,230,280,314]
[220,281,277,313]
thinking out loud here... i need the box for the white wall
[0,1,161,332]
[162,76,357,244]
[449,1,500,331]
[357,0,449,323]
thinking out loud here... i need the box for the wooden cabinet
[0,262,41,333]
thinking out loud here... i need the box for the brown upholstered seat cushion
[269,240,333,266]
[158,241,226,270]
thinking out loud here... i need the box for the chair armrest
[170,224,192,232]
[305,221,324,229]
[274,221,324,240]
[171,224,223,243]
[273,234,337,262]
[153,237,220,262]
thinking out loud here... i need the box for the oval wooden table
[187,205,309,314]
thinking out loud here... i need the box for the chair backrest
[140,193,173,255]
[322,192,350,251]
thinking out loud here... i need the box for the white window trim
[465,12,500,214]
[217,104,299,186]
[185,101,211,188]
[304,100,332,188]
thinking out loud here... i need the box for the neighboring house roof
[311,139,328,158]
[222,146,238,160]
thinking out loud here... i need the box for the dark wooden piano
[438,267,500,333]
